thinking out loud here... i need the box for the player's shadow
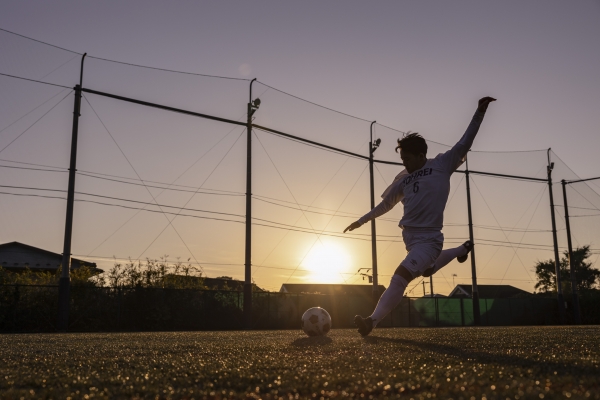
[362,335,595,377]
[291,336,333,347]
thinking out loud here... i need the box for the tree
[534,245,600,294]
[107,257,205,289]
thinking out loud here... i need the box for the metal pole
[430,277,434,298]
[244,78,257,329]
[422,280,427,297]
[465,160,481,325]
[57,53,86,332]
[561,179,581,324]
[368,121,379,303]
[547,149,566,324]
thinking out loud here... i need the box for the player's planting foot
[354,315,373,337]
[457,240,473,263]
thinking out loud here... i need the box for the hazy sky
[1,1,599,293]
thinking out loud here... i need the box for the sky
[1,1,599,293]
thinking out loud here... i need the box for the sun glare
[302,243,351,283]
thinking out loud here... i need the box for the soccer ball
[301,307,331,336]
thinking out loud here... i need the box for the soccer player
[344,96,496,336]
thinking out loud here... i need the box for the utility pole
[422,280,428,297]
[57,53,86,332]
[244,79,259,329]
[465,158,481,325]
[430,277,434,298]
[368,121,381,303]
[561,179,581,324]
[547,150,566,324]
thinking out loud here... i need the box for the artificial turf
[0,326,598,399]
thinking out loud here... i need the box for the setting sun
[301,242,351,283]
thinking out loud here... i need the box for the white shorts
[400,230,444,278]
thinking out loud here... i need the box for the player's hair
[395,132,427,156]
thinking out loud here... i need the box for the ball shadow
[291,336,333,347]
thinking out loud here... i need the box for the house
[449,284,531,299]
[0,241,102,274]
[279,283,386,297]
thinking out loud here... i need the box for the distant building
[421,293,447,298]
[279,283,386,297]
[203,277,246,291]
[449,284,531,299]
[0,241,102,274]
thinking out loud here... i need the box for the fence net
[551,151,600,288]
[0,285,559,332]
[0,28,598,300]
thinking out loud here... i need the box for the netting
[1,28,598,298]
[551,151,600,280]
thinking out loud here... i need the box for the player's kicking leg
[355,233,443,336]
[354,269,410,336]
[422,240,473,278]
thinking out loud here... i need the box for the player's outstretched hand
[477,96,497,113]
[344,221,362,233]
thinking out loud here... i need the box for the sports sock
[430,245,468,275]
[369,274,408,327]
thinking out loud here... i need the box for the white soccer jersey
[357,110,486,230]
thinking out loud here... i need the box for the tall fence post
[465,160,481,325]
[561,179,582,324]
[57,53,86,332]
[244,78,257,329]
[368,121,380,303]
[547,150,566,324]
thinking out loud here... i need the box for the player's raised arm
[440,96,496,172]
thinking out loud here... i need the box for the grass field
[1,326,598,399]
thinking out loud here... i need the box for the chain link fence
[1,284,562,333]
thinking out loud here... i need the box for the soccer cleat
[354,315,373,337]
[457,240,473,263]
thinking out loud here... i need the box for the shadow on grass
[291,336,333,347]
[363,335,597,376]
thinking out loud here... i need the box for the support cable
[254,132,368,282]
[255,80,372,123]
[497,186,547,284]
[77,172,244,197]
[0,158,66,170]
[569,185,600,213]
[87,56,250,81]
[81,89,272,243]
[0,72,71,89]
[470,177,534,281]
[0,28,81,54]
[254,130,366,283]
[0,88,71,136]
[133,131,245,262]
[84,122,246,256]
[0,90,73,156]
[283,162,368,283]
[82,95,205,270]
[253,141,369,275]
[478,184,547,273]
[39,54,79,81]
[0,164,67,174]
[0,188,583,251]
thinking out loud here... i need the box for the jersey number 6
[413,181,419,193]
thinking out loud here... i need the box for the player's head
[396,133,427,173]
